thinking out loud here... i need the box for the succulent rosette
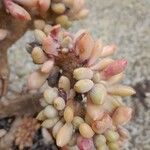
[27,25,135,149]
[3,0,88,28]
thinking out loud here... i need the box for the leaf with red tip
[4,0,31,20]
[101,59,127,79]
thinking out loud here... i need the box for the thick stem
[0,93,43,118]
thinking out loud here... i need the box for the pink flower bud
[77,136,95,150]
[101,59,127,79]
[112,106,132,125]
[4,0,31,20]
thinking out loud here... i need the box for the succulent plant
[26,25,135,150]
[3,0,88,28]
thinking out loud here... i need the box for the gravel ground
[1,0,150,149]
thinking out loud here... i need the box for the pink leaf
[38,0,51,12]
[77,136,95,150]
[101,59,127,79]
[13,0,38,8]
[4,0,31,20]
[42,36,58,56]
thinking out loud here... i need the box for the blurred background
[5,0,150,149]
